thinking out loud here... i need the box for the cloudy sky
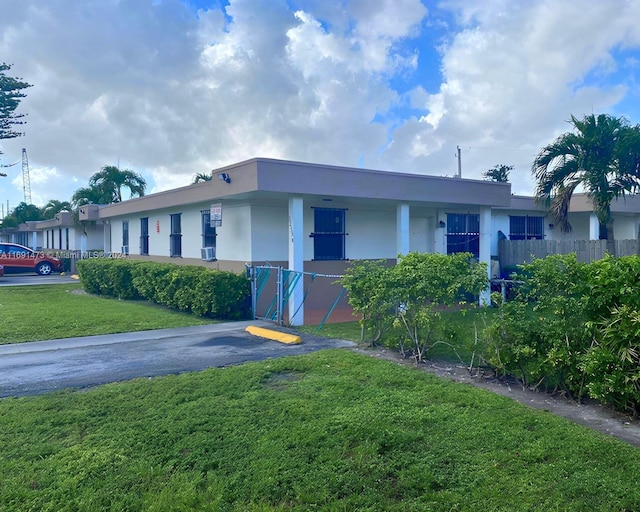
[1,0,640,212]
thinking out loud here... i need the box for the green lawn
[0,283,213,344]
[2,284,638,510]
[2,349,638,511]
[298,308,496,366]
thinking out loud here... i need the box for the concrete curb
[245,325,302,344]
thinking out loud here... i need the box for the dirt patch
[261,371,304,391]
[352,346,640,447]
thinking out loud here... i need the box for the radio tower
[22,148,32,204]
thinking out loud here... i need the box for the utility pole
[456,145,462,178]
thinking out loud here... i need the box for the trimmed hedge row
[76,259,251,320]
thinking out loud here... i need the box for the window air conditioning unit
[121,245,129,255]
[201,247,215,261]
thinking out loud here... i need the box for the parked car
[0,264,3,277]
[0,243,63,275]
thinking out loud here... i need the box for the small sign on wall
[210,203,222,227]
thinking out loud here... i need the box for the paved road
[0,321,356,398]
[0,273,78,286]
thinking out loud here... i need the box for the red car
[0,243,63,275]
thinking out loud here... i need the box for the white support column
[479,207,492,306]
[589,213,599,240]
[288,197,304,326]
[397,203,410,257]
[31,231,37,250]
[435,214,447,254]
[104,222,111,253]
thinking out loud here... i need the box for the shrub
[77,259,142,300]
[581,305,640,416]
[483,254,591,395]
[483,254,640,413]
[343,253,488,362]
[340,259,396,345]
[77,259,250,320]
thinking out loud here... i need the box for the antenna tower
[22,148,32,204]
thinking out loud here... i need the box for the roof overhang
[96,158,512,219]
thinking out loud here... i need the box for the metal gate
[249,264,346,327]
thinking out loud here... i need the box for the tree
[88,165,147,202]
[72,165,147,206]
[192,172,212,184]
[41,199,72,218]
[0,63,31,142]
[4,201,41,224]
[532,114,640,247]
[482,164,512,182]
[71,185,112,208]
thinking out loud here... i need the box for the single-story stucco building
[5,157,640,324]
[80,158,512,324]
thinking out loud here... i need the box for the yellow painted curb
[245,325,301,345]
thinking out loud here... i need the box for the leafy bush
[340,259,396,345]
[580,256,640,414]
[343,253,488,362]
[581,305,640,416]
[483,253,640,414]
[77,259,250,320]
[484,254,592,394]
[76,258,142,300]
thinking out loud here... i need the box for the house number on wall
[156,220,160,233]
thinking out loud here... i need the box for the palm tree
[71,185,111,208]
[192,172,212,184]
[41,199,72,218]
[532,114,640,250]
[88,165,147,203]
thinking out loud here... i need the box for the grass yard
[298,308,496,365]
[0,283,213,344]
[2,349,639,511]
[3,283,639,510]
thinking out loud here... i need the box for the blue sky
[1,0,640,211]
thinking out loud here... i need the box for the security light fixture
[219,173,231,184]
[439,220,446,228]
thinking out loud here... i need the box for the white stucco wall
[410,217,431,253]
[346,208,396,259]
[217,204,252,261]
[250,204,288,262]
[548,213,590,241]
[180,209,206,259]
[613,215,637,239]
[80,224,104,252]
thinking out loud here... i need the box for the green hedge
[76,259,251,320]
[484,254,640,416]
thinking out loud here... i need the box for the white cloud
[1,0,639,212]
[379,0,640,193]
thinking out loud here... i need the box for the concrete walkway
[0,321,356,398]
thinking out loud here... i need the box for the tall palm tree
[88,165,147,203]
[41,199,72,218]
[71,185,112,208]
[192,172,212,184]
[532,114,639,250]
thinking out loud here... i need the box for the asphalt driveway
[0,273,79,286]
[0,321,356,398]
